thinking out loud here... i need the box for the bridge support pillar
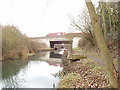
[72,37,82,48]
[39,39,50,48]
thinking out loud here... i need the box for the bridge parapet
[29,34,83,48]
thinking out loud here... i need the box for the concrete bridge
[30,34,82,49]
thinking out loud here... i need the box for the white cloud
[0,0,85,37]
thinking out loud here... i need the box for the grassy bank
[58,57,110,88]
[58,45,118,88]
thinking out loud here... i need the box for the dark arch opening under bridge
[50,41,72,48]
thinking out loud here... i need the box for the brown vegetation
[59,59,110,88]
[64,0,119,88]
[1,25,46,61]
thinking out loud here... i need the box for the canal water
[0,51,63,89]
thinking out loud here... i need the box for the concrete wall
[72,37,82,48]
[31,36,82,49]
[39,51,50,60]
[38,39,50,48]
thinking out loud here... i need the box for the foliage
[59,58,110,88]
[1,25,43,60]
[85,0,118,88]
[72,47,80,50]
[97,1,118,41]
[70,0,119,47]
[28,40,47,52]
[2,26,26,59]
[70,7,96,46]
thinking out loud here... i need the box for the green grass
[72,47,81,51]
[58,72,85,88]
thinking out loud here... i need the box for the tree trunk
[85,0,118,88]
[100,2,107,40]
[118,1,120,88]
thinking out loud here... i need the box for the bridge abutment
[39,39,50,48]
[72,37,82,48]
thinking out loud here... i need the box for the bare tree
[69,7,96,46]
[85,0,118,88]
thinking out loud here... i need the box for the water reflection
[1,51,63,88]
[50,52,62,58]
[2,60,29,80]
[39,51,62,63]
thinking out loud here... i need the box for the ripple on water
[2,60,63,88]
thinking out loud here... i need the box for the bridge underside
[50,41,72,48]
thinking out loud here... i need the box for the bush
[2,25,35,60]
[2,26,26,59]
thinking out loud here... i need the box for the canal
[0,51,63,89]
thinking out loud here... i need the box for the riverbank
[57,49,114,88]
[1,48,55,62]
[0,51,35,62]
[1,25,50,62]
[38,48,54,51]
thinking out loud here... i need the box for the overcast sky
[0,0,99,37]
